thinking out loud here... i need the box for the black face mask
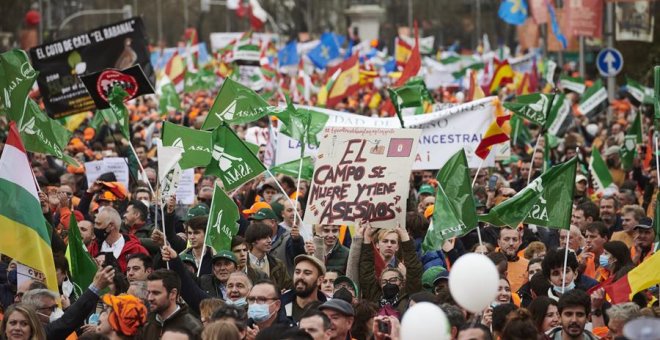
[382,283,400,299]
[333,287,353,302]
[7,270,17,286]
[94,227,110,241]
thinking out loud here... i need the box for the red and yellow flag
[395,38,412,66]
[326,54,360,107]
[475,120,509,160]
[488,59,514,94]
[466,70,485,101]
[604,250,660,304]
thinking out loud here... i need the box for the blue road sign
[596,48,623,77]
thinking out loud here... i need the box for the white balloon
[448,253,499,313]
[401,302,450,340]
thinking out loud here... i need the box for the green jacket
[325,242,350,274]
[249,253,292,292]
[358,239,423,303]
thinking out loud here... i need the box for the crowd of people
[1,32,660,340]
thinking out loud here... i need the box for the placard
[85,157,129,189]
[175,168,195,205]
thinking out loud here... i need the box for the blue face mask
[248,303,272,322]
[553,281,576,294]
[599,254,610,269]
[226,297,247,307]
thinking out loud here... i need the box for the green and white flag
[503,93,554,127]
[589,147,613,192]
[107,86,131,140]
[205,183,240,252]
[0,49,37,123]
[577,79,608,115]
[270,156,314,181]
[545,59,557,85]
[620,111,642,170]
[626,77,654,105]
[479,157,577,229]
[206,124,266,191]
[20,99,78,166]
[387,83,426,127]
[65,213,97,298]
[159,82,182,115]
[161,121,213,169]
[184,68,216,93]
[546,94,573,137]
[271,99,329,147]
[422,149,477,252]
[559,75,586,94]
[202,78,270,129]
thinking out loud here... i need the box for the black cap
[319,299,354,316]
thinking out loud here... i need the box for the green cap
[270,201,285,222]
[422,266,446,290]
[501,154,520,166]
[212,250,238,265]
[474,196,486,209]
[249,208,278,221]
[179,252,197,268]
[183,204,210,221]
[418,184,435,196]
[334,275,359,296]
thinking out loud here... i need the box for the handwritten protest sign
[84,157,129,189]
[304,127,421,229]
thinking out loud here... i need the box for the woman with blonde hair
[1,304,46,340]
[202,320,241,340]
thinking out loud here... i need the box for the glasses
[38,305,57,313]
[247,296,278,304]
[380,277,401,286]
[58,192,73,197]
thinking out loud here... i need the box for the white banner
[84,157,129,189]
[275,97,497,170]
[304,127,421,229]
[209,32,279,52]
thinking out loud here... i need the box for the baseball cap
[183,204,210,221]
[633,217,654,230]
[319,299,354,316]
[603,145,620,157]
[97,190,118,202]
[294,254,326,275]
[432,270,450,286]
[575,174,588,183]
[242,201,272,215]
[418,184,435,196]
[212,250,238,265]
[249,208,278,221]
[333,276,359,296]
[422,266,446,289]
[179,253,197,268]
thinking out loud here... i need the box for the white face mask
[140,199,151,209]
[45,308,64,323]
[62,280,73,298]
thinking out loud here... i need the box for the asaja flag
[0,122,59,295]
[504,93,554,127]
[159,82,181,115]
[559,75,586,94]
[184,67,216,93]
[107,86,131,139]
[387,83,425,128]
[161,121,213,169]
[65,213,97,298]
[20,99,79,167]
[205,183,240,251]
[620,111,642,170]
[423,149,478,252]
[546,94,573,137]
[577,79,608,115]
[590,147,613,192]
[203,78,270,128]
[0,49,37,123]
[206,124,266,191]
[272,99,329,147]
[479,157,577,229]
[270,156,314,181]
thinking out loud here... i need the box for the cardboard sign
[84,157,129,189]
[304,127,421,229]
[30,18,152,118]
[80,64,154,109]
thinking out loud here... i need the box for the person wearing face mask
[21,266,115,339]
[598,241,634,282]
[245,281,292,338]
[224,271,253,308]
[542,249,597,300]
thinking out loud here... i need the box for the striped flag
[0,122,58,295]
[394,37,412,66]
[475,120,509,159]
[604,251,660,303]
[589,147,613,192]
[394,23,421,87]
[488,59,514,94]
[466,69,485,101]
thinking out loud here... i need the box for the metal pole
[183,0,189,28]
[408,0,413,31]
[606,0,615,103]
[157,0,163,44]
[476,0,482,49]
[540,24,547,60]
[578,36,585,78]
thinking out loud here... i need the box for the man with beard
[279,254,327,322]
[143,269,202,340]
[632,218,656,265]
[547,289,598,340]
[571,201,600,234]
[599,195,622,233]
[497,227,528,293]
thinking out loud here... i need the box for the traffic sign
[596,48,623,77]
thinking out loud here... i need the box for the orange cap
[102,294,147,337]
[242,201,272,215]
[100,181,128,200]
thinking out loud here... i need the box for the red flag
[394,22,421,87]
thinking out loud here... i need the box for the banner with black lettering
[29,17,152,118]
[304,127,421,229]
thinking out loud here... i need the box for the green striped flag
[577,79,608,115]
[65,213,97,298]
[620,111,642,170]
[589,147,613,192]
[626,77,654,105]
[0,122,59,295]
[205,183,240,252]
[559,75,586,94]
[0,49,38,123]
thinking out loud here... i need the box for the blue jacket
[414,238,448,271]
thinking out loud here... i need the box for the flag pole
[561,230,570,294]
[527,133,542,184]
[265,169,304,228]
[470,151,487,248]
[197,184,217,278]
[294,136,306,228]
[156,174,169,270]
[471,158,485,189]
[128,142,156,198]
[655,134,660,186]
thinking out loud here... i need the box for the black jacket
[142,303,202,340]
[44,288,99,340]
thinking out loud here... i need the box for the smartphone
[377,319,390,334]
[488,175,498,191]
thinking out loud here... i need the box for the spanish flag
[466,70,485,101]
[164,53,186,91]
[488,59,514,94]
[0,122,59,295]
[604,250,660,304]
[395,38,412,66]
[475,120,509,160]
[325,54,360,108]
[394,22,421,87]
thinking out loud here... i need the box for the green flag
[161,121,213,169]
[577,79,608,115]
[589,146,613,191]
[184,68,216,93]
[559,75,586,94]
[422,149,477,252]
[159,83,182,115]
[479,157,577,229]
[654,66,660,132]
[620,111,642,170]
[510,114,532,146]
[626,77,654,105]
[546,94,572,137]
[65,214,97,298]
[451,62,485,79]
[270,157,314,181]
[0,49,37,123]
[206,124,266,191]
[19,99,78,166]
[107,86,130,139]
[205,183,240,251]
[503,93,554,127]
[89,108,119,131]
[271,97,328,149]
[388,85,425,128]
[202,78,270,129]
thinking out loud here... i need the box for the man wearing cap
[258,179,278,204]
[250,207,306,275]
[319,299,355,340]
[574,174,588,202]
[200,250,240,300]
[333,276,359,304]
[632,217,656,265]
[280,254,327,322]
[612,205,645,248]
